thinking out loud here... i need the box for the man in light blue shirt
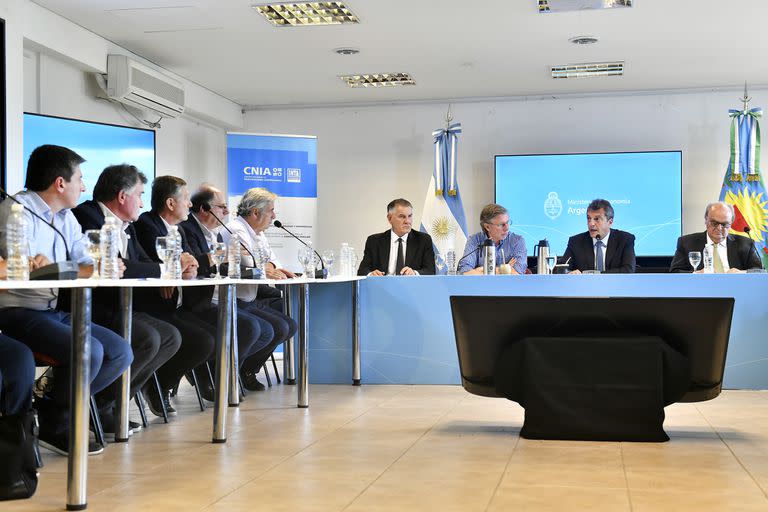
[458,203,527,275]
[0,145,132,456]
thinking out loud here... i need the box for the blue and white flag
[420,122,468,272]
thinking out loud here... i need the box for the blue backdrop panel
[302,275,768,389]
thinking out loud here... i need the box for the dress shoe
[39,430,104,456]
[142,386,176,417]
[240,370,265,391]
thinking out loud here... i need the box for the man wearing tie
[669,201,762,273]
[562,198,636,274]
[357,198,436,276]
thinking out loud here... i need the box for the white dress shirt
[592,231,610,269]
[387,231,409,276]
[225,216,281,302]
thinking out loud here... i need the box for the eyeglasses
[707,220,731,230]
[210,203,228,210]
[487,222,509,229]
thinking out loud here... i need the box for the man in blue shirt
[458,204,527,274]
[0,145,133,456]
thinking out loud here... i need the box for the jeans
[0,335,35,415]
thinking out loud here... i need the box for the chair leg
[190,370,206,412]
[134,392,149,429]
[238,372,247,399]
[263,364,272,387]
[152,373,169,424]
[90,396,106,447]
[205,361,216,393]
[271,353,281,384]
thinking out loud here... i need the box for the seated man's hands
[31,254,51,270]
[368,269,386,276]
[180,252,198,279]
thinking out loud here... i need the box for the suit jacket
[562,229,636,274]
[58,200,162,328]
[135,211,213,314]
[178,216,220,278]
[357,229,436,276]
[669,232,763,272]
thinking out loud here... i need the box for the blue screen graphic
[23,113,156,210]
[495,151,682,256]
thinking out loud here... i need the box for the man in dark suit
[134,176,218,410]
[357,198,436,276]
[179,184,276,391]
[68,164,182,427]
[670,201,763,273]
[562,198,636,274]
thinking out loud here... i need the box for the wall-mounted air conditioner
[105,54,185,118]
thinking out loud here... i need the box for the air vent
[339,73,416,88]
[253,2,359,26]
[551,61,624,79]
[334,47,360,55]
[569,35,599,45]
[539,0,632,14]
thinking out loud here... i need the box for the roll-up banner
[227,133,317,272]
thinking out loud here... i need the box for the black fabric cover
[494,335,689,442]
[0,410,40,501]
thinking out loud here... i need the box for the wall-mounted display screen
[495,151,682,257]
[22,113,156,211]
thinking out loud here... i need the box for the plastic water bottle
[445,250,457,276]
[100,216,121,279]
[339,243,351,276]
[702,245,714,274]
[228,233,241,278]
[167,225,183,279]
[6,203,29,281]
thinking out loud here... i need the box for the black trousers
[238,297,297,372]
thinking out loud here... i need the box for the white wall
[244,90,766,254]
[6,0,240,194]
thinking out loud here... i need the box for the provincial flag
[719,108,768,268]
[420,122,468,272]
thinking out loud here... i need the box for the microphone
[200,203,258,279]
[743,226,763,270]
[455,243,485,271]
[0,188,78,280]
[273,220,327,279]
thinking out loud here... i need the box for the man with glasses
[563,198,636,274]
[670,201,762,273]
[358,198,436,276]
[458,203,527,275]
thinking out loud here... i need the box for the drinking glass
[321,250,335,275]
[210,241,227,278]
[546,255,556,273]
[688,251,702,272]
[297,245,314,277]
[85,229,101,279]
[155,237,173,279]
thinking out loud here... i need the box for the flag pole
[741,82,751,112]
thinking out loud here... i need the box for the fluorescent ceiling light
[551,61,624,79]
[253,2,359,26]
[539,0,632,13]
[339,73,416,88]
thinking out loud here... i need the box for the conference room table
[40,274,364,510]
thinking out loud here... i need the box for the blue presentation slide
[23,113,156,209]
[495,151,682,256]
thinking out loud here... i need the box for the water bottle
[702,245,714,274]
[228,233,242,278]
[167,225,183,279]
[100,216,121,279]
[339,243,351,276]
[6,203,29,281]
[482,238,496,275]
[445,249,457,276]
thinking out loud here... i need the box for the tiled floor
[6,385,768,511]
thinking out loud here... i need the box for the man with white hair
[670,201,763,272]
[225,187,298,391]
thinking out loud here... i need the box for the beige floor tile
[629,487,768,512]
[487,485,632,512]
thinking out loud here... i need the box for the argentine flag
[420,122,468,272]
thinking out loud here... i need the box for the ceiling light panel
[539,0,632,13]
[339,73,416,88]
[551,61,624,79]
[253,2,359,27]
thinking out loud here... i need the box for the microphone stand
[273,220,327,279]
[0,188,78,280]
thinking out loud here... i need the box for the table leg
[298,283,309,408]
[115,287,133,442]
[67,287,91,510]
[212,284,231,443]
[352,280,361,386]
[228,288,240,407]
[280,284,296,385]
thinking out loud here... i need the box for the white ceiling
[30,0,768,108]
